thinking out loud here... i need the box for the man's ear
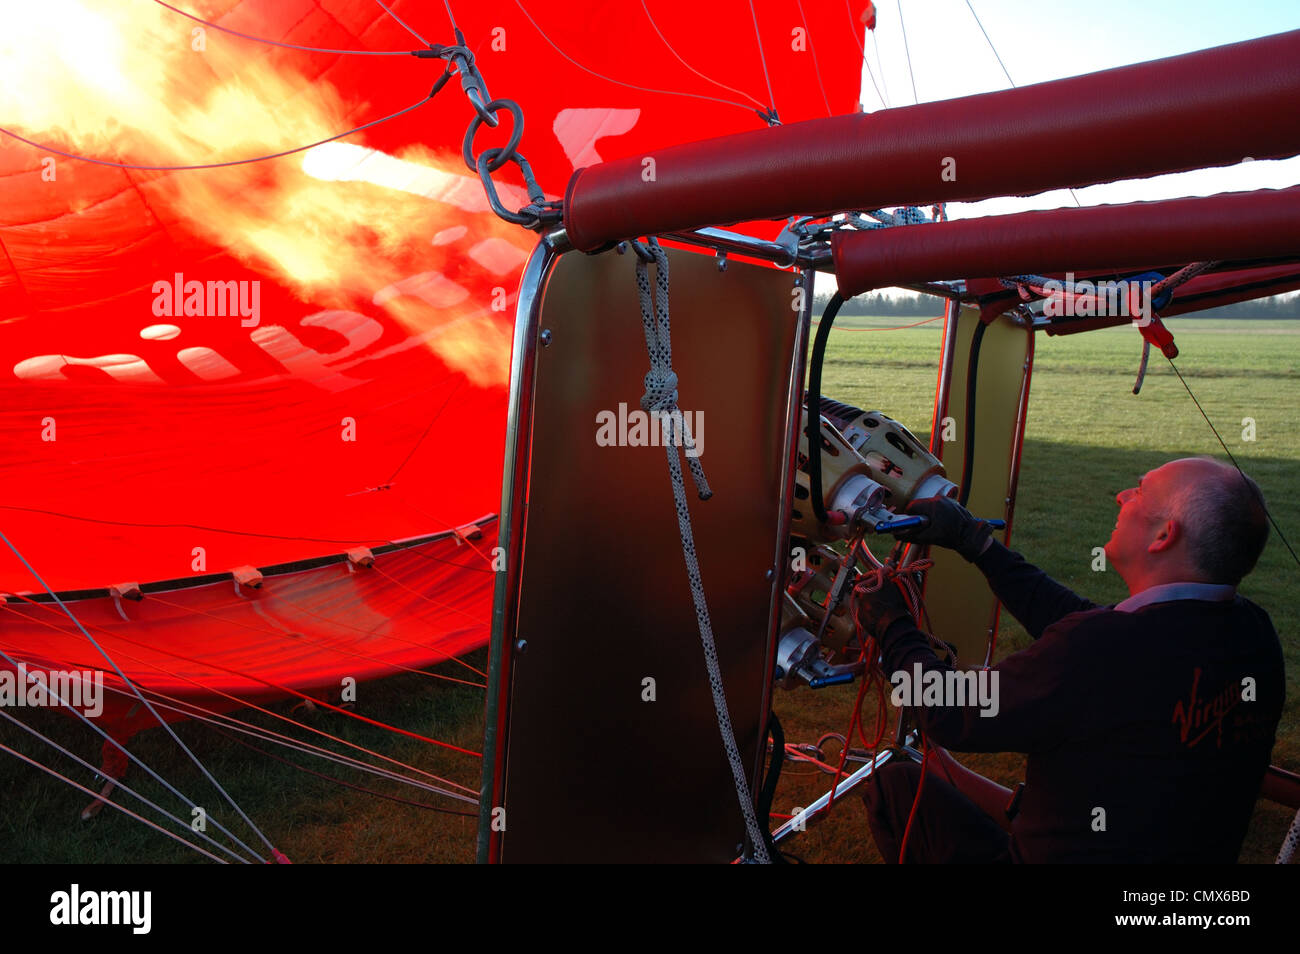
[1148,518,1178,553]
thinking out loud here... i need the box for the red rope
[146,593,486,688]
[208,725,477,816]
[3,593,482,758]
[847,550,939,863]
[824,664,872,815]
[0,616,477,795]
[898,742,930,863]
[809,315,945,332]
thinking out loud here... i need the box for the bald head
[1105,457,1270,593]
[1162,457,1269,586]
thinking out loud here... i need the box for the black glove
[894,496,993,561]
[852,577,913,642]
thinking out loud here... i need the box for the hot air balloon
[0,0,874,861]
[3,1,1297,867]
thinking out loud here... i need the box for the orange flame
[1,0,527,387]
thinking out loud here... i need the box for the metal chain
[418,31,560,230]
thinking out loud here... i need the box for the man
[856,456,1284,863]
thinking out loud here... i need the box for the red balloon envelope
[0,1,871,745]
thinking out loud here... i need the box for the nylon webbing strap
[633,244,770,863]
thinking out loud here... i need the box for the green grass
[1,318,1296,864]
[0,655,487,864]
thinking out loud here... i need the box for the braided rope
[855,207,932,229]
[633,245,768,863]
[1278,806,1300,864]
[1004,262,1220,301]
[1150,261,1219,297]
[637,247,711,499]
[1133,339,1152,395]
[1000,274,1052,290]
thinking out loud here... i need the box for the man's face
[1104,463,1175,576]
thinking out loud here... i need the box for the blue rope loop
[1130,271,1173,311]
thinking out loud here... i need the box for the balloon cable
[152,1,425,55]
[1166,357,1300,571]
[0,607,478,798]
[0,634,267,860]
[0,530,279,855]
[0,704,254,863]
[0,741,231,864]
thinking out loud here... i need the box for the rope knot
[640,369,678,413]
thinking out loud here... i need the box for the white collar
[1114,581,1237,613]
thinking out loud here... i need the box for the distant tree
[1182,292,1300,319]
[812,289,1299,319]
[812,290,946,317]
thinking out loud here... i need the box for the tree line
[815,290,1300,319]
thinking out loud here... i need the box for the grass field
[1,317,1296,864]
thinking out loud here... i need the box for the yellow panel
[925,306,1033,664]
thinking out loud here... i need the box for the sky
[858,0,1300,219]
[807,0,1297,296]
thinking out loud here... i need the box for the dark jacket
[878,540,1285,863]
